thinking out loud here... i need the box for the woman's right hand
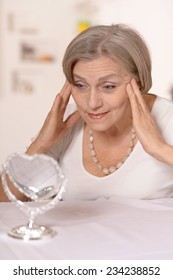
[27,82,80,155]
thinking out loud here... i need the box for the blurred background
[0,0,173,166]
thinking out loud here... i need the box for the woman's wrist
[26,141,50,155]
[151,142,173,167]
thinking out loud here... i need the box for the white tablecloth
[0,197,173,260]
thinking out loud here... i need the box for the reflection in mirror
[1,153,66,240]
[5,153,63,200]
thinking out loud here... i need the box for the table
[0,197,173,260]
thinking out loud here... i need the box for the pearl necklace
[89,128,136,175]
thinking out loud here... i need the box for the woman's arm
[127,78,173,167]
[0,177,8,201]
[149,143,173,167]
[0,82,80,202]
[0,176,28,202]
[26,82,80,155]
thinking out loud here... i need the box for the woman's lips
[88,112,109,119]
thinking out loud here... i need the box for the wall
[0,0,77,166]
[0,0,173,166]
[97,0,173,98]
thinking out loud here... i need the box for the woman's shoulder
[149,94,173,135]
[144,93,173,113]
[151,94,173,115]
[144,93,157,112]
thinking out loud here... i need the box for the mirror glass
[6,153,64,200]
[1,153,66,240]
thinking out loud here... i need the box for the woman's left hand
[126,78,166,157]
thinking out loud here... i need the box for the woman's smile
[88,111,109,119]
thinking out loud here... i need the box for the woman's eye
[74,83,86,89]
[103,84,116,90]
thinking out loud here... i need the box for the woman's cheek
[103,91,129,108]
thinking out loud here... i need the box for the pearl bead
[89,136,94,142]
[109,166,116,173]
[92,156,98,163]
[91,150,96,156]
[102,168,109,175]
[89,128,136,175]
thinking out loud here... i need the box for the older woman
[1,24,173,201]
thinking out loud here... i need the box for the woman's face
[71,57,131,132]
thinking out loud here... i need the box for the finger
[50,93,63,113]
[51,82,72,113]
[59,82,74,112]
[126,83,144,125]
[59,81,70,95]
[130,78,148,112]
[65,110,81,128]
[59,81,72,102]
[126,82,141,112]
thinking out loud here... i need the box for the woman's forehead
[73,57,128,80]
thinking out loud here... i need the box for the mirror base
[8,224,56,240]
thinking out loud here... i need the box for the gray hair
[62,24,152,93]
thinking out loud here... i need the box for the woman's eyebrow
[73,74,86,81]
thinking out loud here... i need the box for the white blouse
[48,96,173,200]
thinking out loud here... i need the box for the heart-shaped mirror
[1,153,66,240]
[5,153,64,201]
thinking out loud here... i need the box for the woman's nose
[87,89,103,110]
